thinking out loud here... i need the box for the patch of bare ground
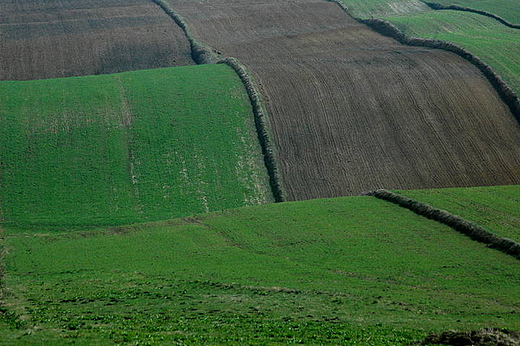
[166,0,520,200]
[0,0,194,80]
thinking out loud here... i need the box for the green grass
[339,0,520,96]
[394,185,520,242]
[2,196,519,344]
[432,0,520,24]
[0,65,272,233]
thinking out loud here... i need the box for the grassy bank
[431,0,520,24]
[0,65,272,233]
[395,185,520,242]
[1,196,519,344]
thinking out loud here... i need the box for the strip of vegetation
[219,58,286,202]
[424,2,519,29]
[425,0,519,24]
[366,189,520,260]
[150,0,220,64]
[394,185,520,242]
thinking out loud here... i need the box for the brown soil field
[167,0,520,200]
[0,0,194,80]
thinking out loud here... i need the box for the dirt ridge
[366,189,520,261]
[424,2,520,29]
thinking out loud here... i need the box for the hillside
[395,185,520,242]
[0,65,272,232]
[0,0,193,80]
[165,0,520,200]
[2,196,519,344]
[432,0,520,24]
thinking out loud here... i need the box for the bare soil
[167,0,520,200]
[0,0,194,80]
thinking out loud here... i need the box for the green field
[395,185,520,242]
[0,65,272,233]
[339,0,520,96]
[432,0,520,24]
[1,196,519,344]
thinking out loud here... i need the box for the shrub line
[327,0,520,124]
[151,0,285,202]
[219,58,286,202]
[150,0,220,64]
[424,2,520,29]
[365,189,520,260]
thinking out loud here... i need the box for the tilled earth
[167,0,520,200]
[0,0,194,80]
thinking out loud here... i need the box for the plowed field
[167,0,520,200]
[0,0,193,80]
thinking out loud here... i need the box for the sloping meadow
[0,65,272,232]
[394,185,520,242]
[431,0,519,24]
[2,196,519,344]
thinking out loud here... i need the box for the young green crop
[432,0,520,24]
[394,185,520,242]
[2,196,519,344]
[0,65,272,233]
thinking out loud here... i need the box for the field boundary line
[327,0,520,123]
[149,0,286,202]
[365,189,520,261]
[219,58,286,202]
[150,0,220,64]
[424,2,520,29]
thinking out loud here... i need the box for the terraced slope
[432,0,520,24]
[395,185,520,242]
[166,0,520,200]
[0,0,193,80]
[0,65,272,232]
[2,196,519,344]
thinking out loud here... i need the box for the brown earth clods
[0,0,194,80]
[166,0,520,200]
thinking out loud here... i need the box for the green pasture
[395,185,520,242]
[432,0,520,24]
[0,65,272,233]
[339,0,520,96]
[2,196,519,344]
